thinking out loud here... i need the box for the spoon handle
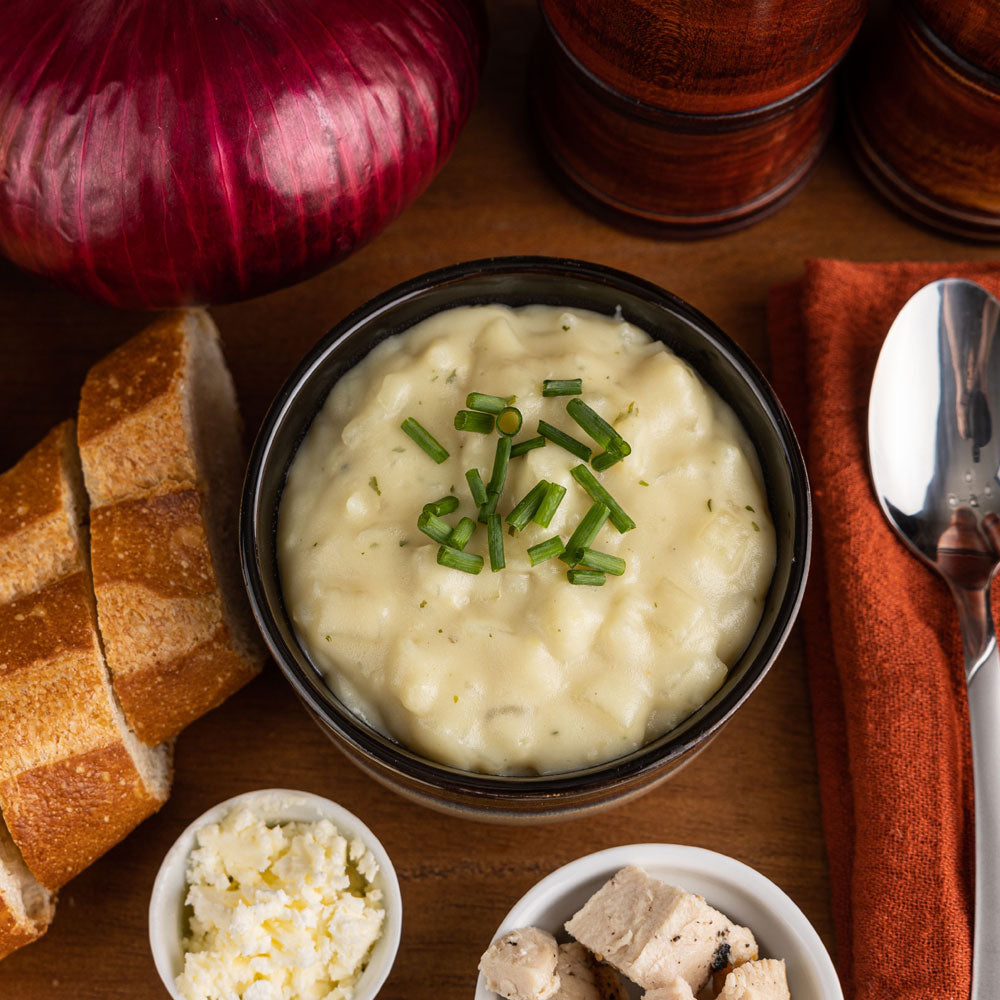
[968,641,1000,999]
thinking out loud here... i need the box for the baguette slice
[0,422,87,604]
[0,816,54,960]
[89,483,260,744]
[78,310,264,745]
[0,422,171,890]
[0,570,172,890]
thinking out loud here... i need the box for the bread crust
[0,903,47,961]
[0,818,54,961]
[113,625,260,746]
[0,571,170,889]
[0,422,84,604]
[1,742,167,890]
[77,313,195,506]
[90,483,260,744]
[80,309,263,745]
[90,483,215,599]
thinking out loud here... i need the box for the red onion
[0,0,486,308]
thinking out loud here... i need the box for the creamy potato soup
[278,305,775,774]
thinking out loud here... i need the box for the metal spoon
[868,278,1000,998]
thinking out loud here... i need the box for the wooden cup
[910,0,1000,77]
[532,0,865,236]
[846,3,1000,241]
[540,0,865,114]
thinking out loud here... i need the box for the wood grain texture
[0,0,999,996]
[910,0,1000,77]
[532,32,834,235]
[846,5,1000,240]
[540,0,866,114]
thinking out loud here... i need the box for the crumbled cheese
[175,806,385,1000]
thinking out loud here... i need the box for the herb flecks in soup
[278,305,774,774]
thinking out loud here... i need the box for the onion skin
[0,0,486,308]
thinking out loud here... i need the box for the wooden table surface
[1,3,996,998]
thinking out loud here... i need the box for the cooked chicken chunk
[642,979,697,1000]
[592,956,630,1000]
[480,926,561,1000]
[714,958,790,999]
[564,866,758,992]
[551,942,629,1000]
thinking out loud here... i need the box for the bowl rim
[472,843,843,1000]
[240,255,811,798]
[147,787,402,1000]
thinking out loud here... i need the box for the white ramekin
[149,787,402,1000]
[474,843,842,1000]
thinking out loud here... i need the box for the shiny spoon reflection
[868,278,1000,999]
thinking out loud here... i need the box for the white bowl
[149,788,402,1000]
[474,844,842,1000]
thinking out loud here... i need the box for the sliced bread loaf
[89,483,259,744]
[0,422,87,604]
[0,422,171,890]
[78,310,264,745]
[77,310,242,508]
[0,816,54,960]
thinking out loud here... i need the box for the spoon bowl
[868,277,1000,999]
[869,279,1000,575]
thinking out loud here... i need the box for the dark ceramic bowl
[240,257,811,822]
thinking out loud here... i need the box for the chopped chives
[465,468,488,507]
[566,397,629,453]
[570,464,636,533]
[478,490,500,523]
[401,417,449,464]
[537,420,592,462]
[567,569,606,586]
[423,495,459,517]
[542,378,583,397]
[510,435,546,457]
[560,502,610,565]
[418,510,453,544]
[437,545,484,574]
[579,548,626,576]
[528,535,565,566]
[454,409,495,434]
[487,436,512,496]
[592,441,630,471]
[497,406,523,437]
[533,482,567,528]
[466,392,507,415]
[506,480,550,532]
[487,514,505,571]
[448,517,477,551]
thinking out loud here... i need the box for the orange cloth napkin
[768,260,1000,1000]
